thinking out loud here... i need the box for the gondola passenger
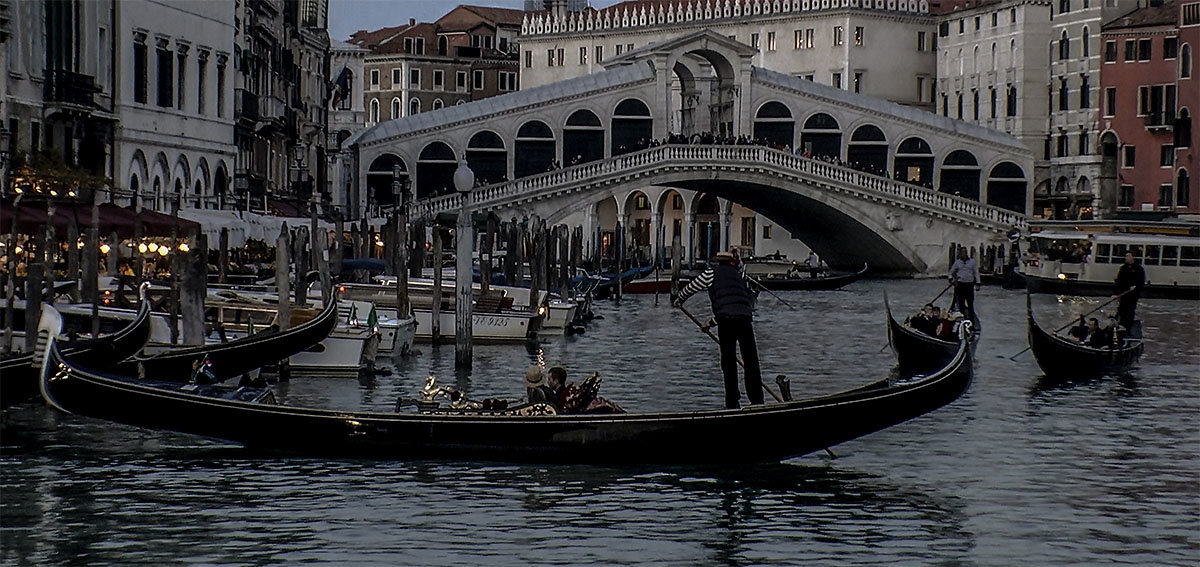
[524,366,557,408]
[1067,316,1089,342]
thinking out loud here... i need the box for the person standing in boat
[674,251,764,409]
[948,247,981,324]
[1113,252,1145,331]
[805,251,822,278]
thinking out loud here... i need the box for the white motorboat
[338,282,538,343]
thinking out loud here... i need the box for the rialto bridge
[343,30,1032,275]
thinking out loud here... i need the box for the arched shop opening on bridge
[514,120,556,179]
[939,150,981,200]
[367,153,406,208]
[893,137,934,188]
[986,162,1028,214]
[564,109,604,166]
[800,113,841,159]
[611,99,653,156]
[465,131,507,186]
[847,124,888,174]
[417,142,456,198]
[753,101,793,148]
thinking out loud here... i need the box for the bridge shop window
[894,137,934,188]
[847,125,888,175]
[753,101,795,149]
[417,142,458,198]
[611,98,653,156]
[514,120,556,179]
[986,162,1028,213]
[939,150,981,201]
[564,109,604,166]
[366,153,407,208]
[466,131,508,186]
[800,113,841,160]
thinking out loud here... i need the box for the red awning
[0,201,201,239]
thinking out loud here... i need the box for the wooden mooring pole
[180,234,207,346]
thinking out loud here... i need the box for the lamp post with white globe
[452,160,475,368]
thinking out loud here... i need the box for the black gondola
[39,328,973,464]
[753,263,869,291]
[885,292,978,377]
[110,295,340,382]
[1026,292,1143,380]
[2,297,151,408]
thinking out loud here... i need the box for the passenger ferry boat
[1020,220,1200,299]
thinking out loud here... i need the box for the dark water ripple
[2,280,1198,566]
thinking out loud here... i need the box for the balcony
[1144,112,1175,131]
[43,69,100,108]
[235,88,259,122]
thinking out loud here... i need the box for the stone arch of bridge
[538,172,925,273]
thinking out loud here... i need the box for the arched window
[940,150,981,200]
[1059,30,1070,60]
[564,109,604,165]
[432,98,444,110]
[390,97,401,119]
[799,113,841,159]
[991,43,997,71]
[367,153,406,207]
[973,45,980,74]
[409,98,420,115]
[847,125,887,174]
[466,130,507,185]
[894,137,934,187]
[753,101,794,149]
[987,161,1027,213]
[438,36,448,56]
[1182,44,1192,79]
[417,142,456,198]
[369,99,379,123]
[515,120,557,178]
[611,98,653,156]
[1081,26,1089,58]
[1010,39,1018,69]
[958,49,964,74]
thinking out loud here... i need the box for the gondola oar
[1008,286,1137,360]
[929,282,954,306]
[677,304,783,403]
[745,274,797,311]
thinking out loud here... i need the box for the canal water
[1,280,1197,566]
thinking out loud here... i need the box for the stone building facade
[518,0,940,121]
[116,0,237,212]
[233,0,331,216]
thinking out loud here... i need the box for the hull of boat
[286,328,379,376]
[885,293,977,377]
[1024,273,1198,300]
[40,332,973,463]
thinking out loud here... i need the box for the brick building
[1100,0,1197,215]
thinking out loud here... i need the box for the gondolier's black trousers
[952,282,977,324]
[716,316,764,408]
[1117,292,1139,331]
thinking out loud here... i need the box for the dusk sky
[329,0,622,42]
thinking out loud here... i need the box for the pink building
[1100,0,1197,216]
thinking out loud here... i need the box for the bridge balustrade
[412,145,1027,232]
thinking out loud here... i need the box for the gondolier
[948,247,981,324]
[674,251,763,409]
[1113,252,1145,331]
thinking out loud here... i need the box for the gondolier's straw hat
[524,365,546,388]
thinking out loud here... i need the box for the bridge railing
[413,144,1027,230]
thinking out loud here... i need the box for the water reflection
[3,280,1197,566]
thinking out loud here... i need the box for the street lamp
[453,159,475,369]
[391,162,411,336]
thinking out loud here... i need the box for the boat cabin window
[1143,245,1160,265]
[1030,236,1091,262]
[1095,243,1111,263]
[1161,245,1179,266]
[1181,246,1200,267]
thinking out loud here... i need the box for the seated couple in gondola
[1067,316,1124,348]
[908,304,963,340]
[524,365,625,415]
